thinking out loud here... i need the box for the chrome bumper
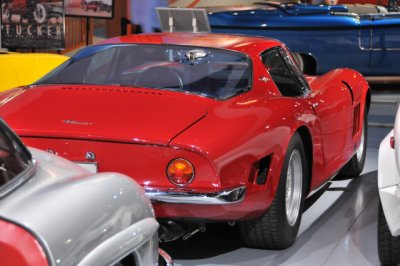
[144,186,246,205]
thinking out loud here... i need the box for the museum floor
[161,88,397,266]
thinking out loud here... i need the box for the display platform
[161,90,399,266]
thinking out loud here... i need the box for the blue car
[208,3,400,77]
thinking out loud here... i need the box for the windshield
[0,119,33,197]
[37,44,251,100]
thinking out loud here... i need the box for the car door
[261,47,354,182]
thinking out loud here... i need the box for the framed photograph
[64,0,114,19]
[157,8,211,33]
[1,0,65,49]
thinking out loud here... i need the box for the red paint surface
[0,33,369,220]
[0,219,48,266]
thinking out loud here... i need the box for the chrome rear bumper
[144,186,246,205]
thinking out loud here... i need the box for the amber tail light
[166,158,195,186]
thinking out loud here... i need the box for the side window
[0,119,33,197]
[261,49,304,97]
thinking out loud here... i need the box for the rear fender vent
[248,155,272,185]
[353,103,361,137]
[342,80,354,104]
[61,86,164,95]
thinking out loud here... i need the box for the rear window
[0,119,33,197]
[37,44,251,100]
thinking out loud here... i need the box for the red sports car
[0,33,370,249]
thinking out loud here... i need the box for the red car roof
[99,33,284,57]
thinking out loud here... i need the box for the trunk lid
[0,85,208,145]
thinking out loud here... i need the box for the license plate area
[75,162,98,174]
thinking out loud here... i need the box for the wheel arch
[296,125,313,195]
[366,88,371,113]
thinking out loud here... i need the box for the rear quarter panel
[170,80,321,205]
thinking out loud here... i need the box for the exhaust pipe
[182,225,206,241]
[159,220,206,242]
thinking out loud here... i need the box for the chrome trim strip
[366,76,400,83]
[145,186,246,205]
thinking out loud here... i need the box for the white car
[378,106,400,265]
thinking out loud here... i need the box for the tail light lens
[167,158,195,186]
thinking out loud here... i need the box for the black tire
[291,53,316,75]
[238,132,308,249]
[338,107,367,178]
[378,200,400,265]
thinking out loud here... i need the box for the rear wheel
[378,200,400,265]
[291,53,316,75]
[338,107,367,177]
[238,133,307,249]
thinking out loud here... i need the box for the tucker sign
[1,0,65,49]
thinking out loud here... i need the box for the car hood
[0,85,208,145]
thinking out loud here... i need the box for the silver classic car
[0,119,172,266]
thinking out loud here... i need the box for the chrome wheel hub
[285,149,302,227]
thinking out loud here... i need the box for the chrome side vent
[249,155,272,185]
[342,80,354,104]
[256,155,272,185]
